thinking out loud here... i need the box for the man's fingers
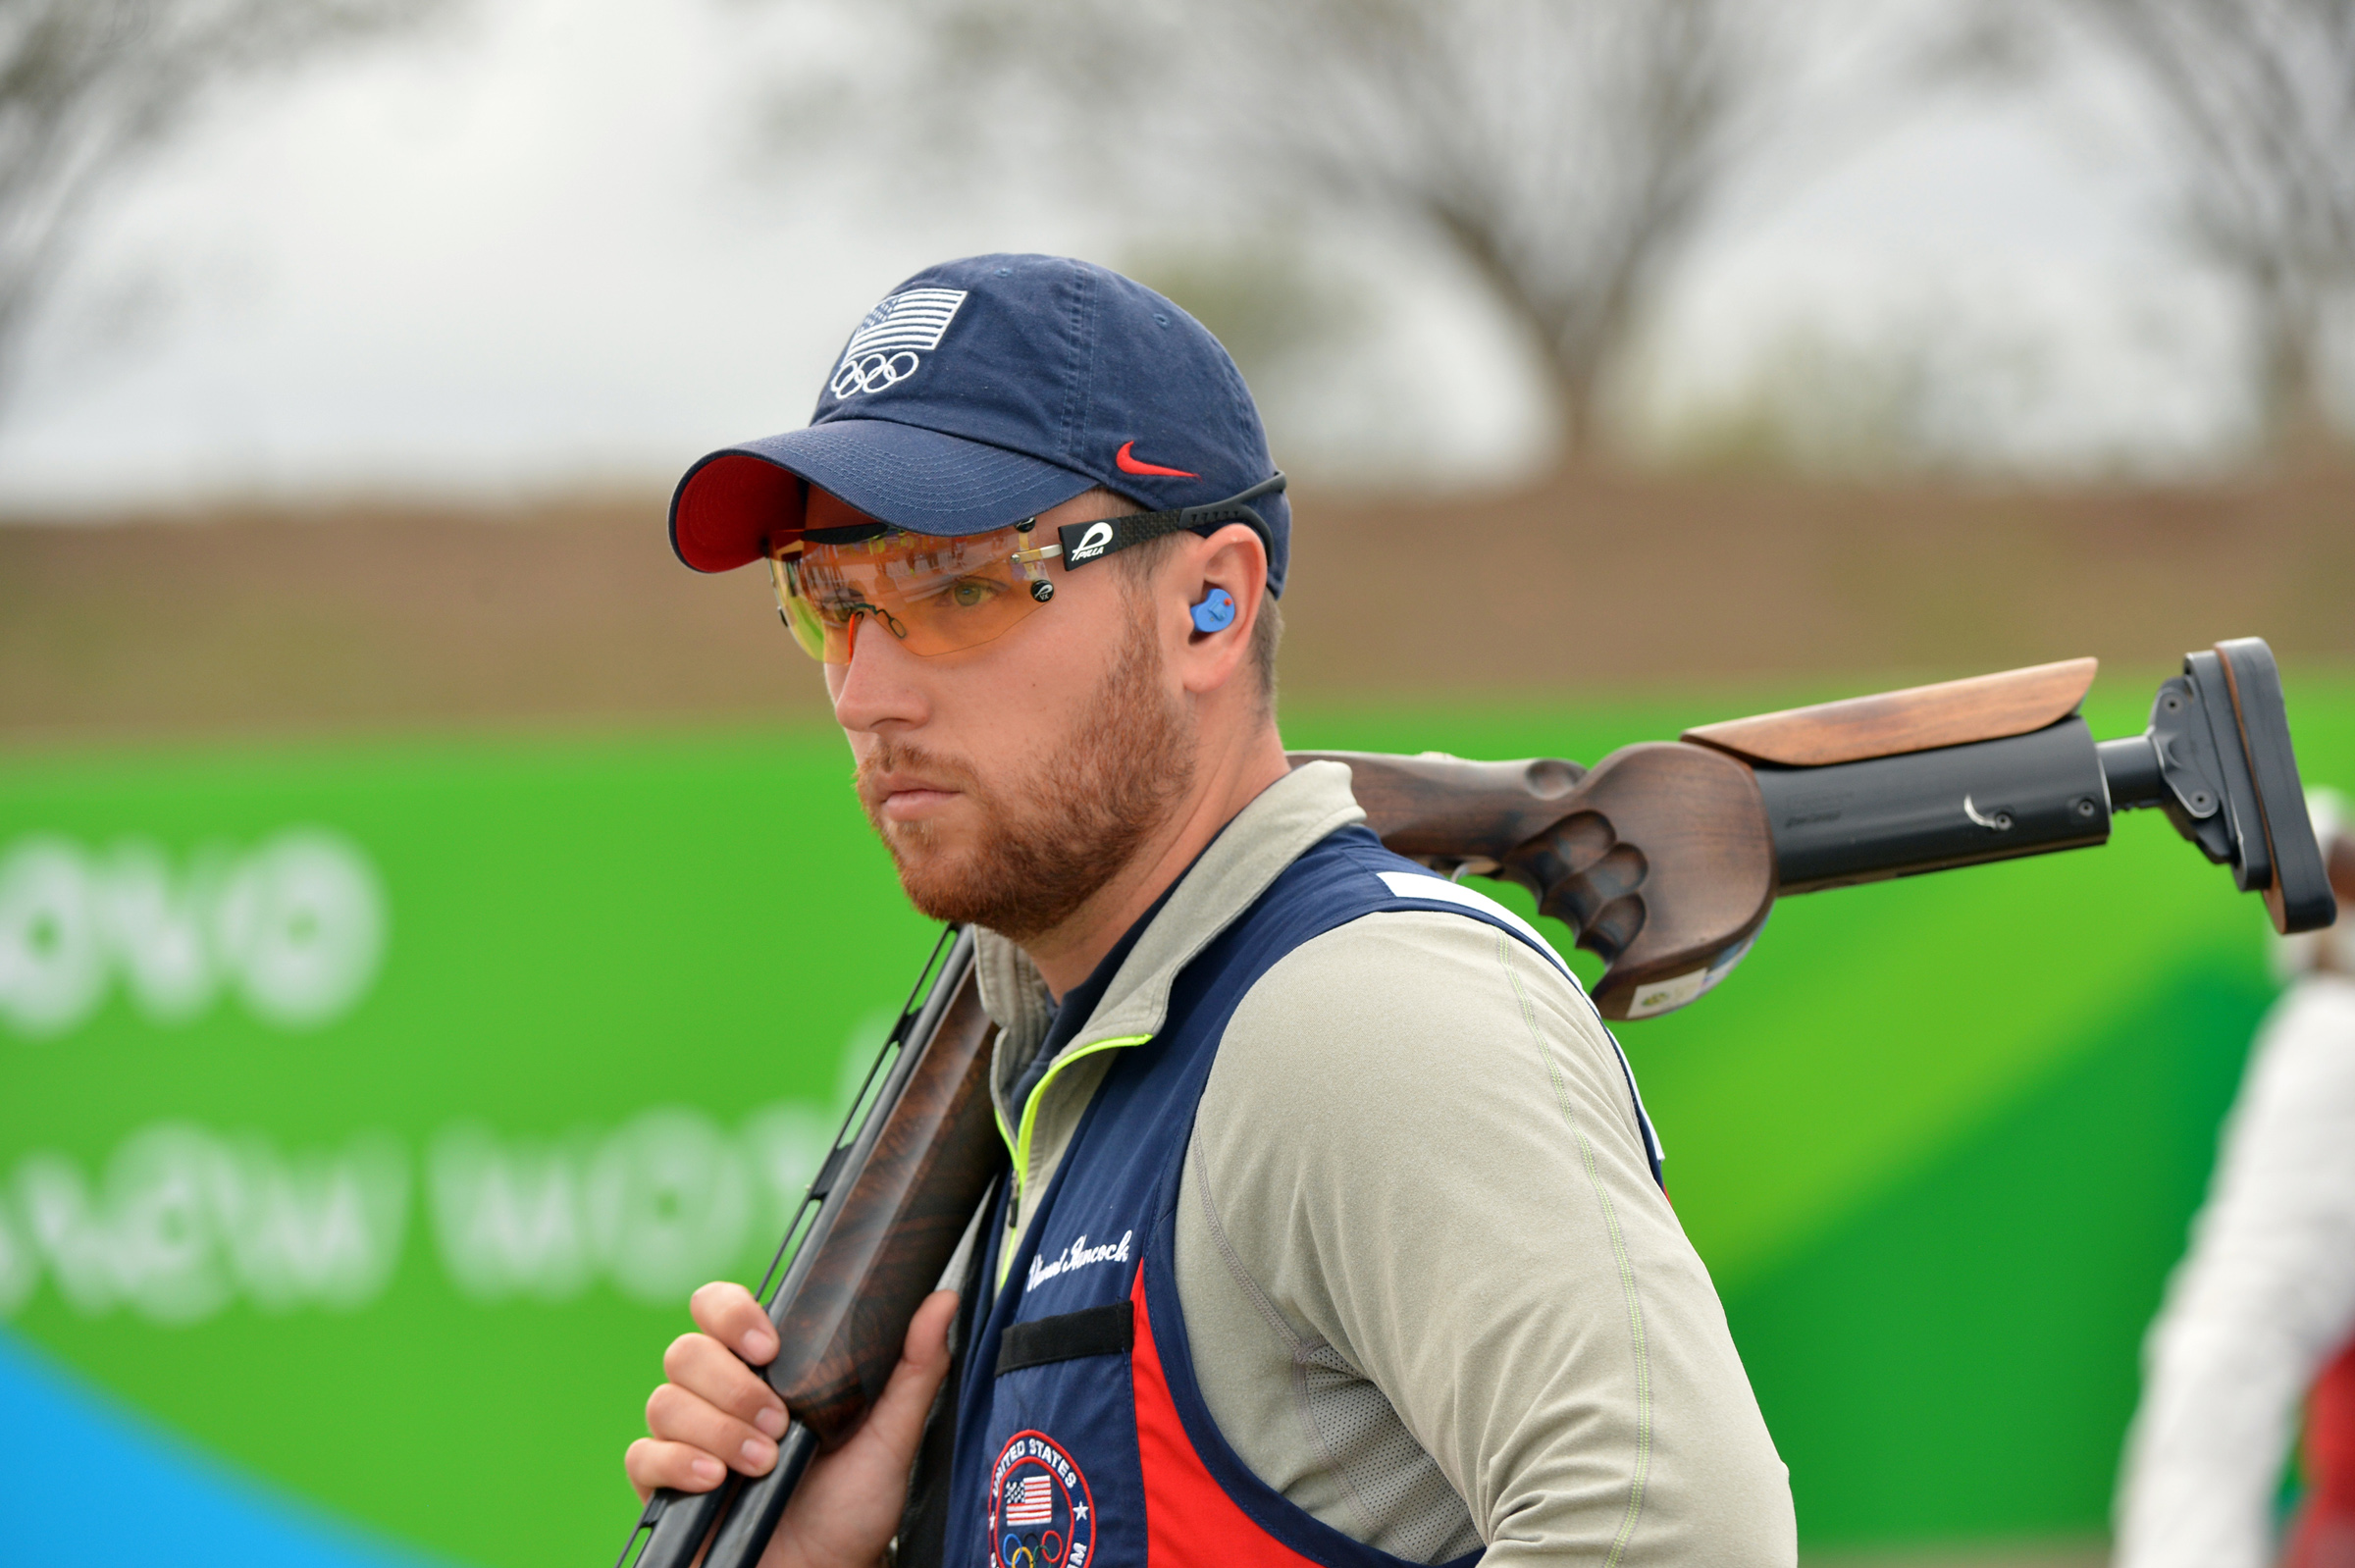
[642,1285,950,1512]
[625,1283,786,1512]
[646,1383,783,1477]
[903,1288,958,1370]
[625,1437,729,1500]
[689,1281,778,1365]
[662,1333,789,1436]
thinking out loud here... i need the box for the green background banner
[5,676,2348,1565]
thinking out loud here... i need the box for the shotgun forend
[618,928,1002,1568]
[1299,637,2334,1021]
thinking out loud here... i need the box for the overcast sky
[0,0,2260,512]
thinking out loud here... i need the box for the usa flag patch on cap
[830,287,967,398]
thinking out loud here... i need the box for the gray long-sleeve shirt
[973,762,1795,1566]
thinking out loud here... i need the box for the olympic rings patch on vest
[990,1431,1096,1568]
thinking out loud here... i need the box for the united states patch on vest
[988,1430,1096,1568]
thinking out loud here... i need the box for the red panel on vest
[1129,1265,1325,1568]
[2290,1336,2355,1568]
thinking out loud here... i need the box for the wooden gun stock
[1301,638,2333,1020]
[1299,743,1777,1019]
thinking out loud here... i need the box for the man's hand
[625,1281,961,1568]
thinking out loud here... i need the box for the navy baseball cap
[667,253,1292,596]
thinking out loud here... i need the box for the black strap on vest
[993,1301,1136,1375]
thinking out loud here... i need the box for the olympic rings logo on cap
[826,286,968,400]
[830,350,923,398]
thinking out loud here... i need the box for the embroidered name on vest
[1026,1230,1132,1292]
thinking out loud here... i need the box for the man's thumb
[863,1290,960,1459]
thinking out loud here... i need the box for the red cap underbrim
[669,452,805,574]
[668,420,1102,574]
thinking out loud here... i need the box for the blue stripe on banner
[0,1329,446,1567]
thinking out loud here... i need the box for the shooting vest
[940,824,1661,1568]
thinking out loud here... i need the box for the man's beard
[856,604,1196,944]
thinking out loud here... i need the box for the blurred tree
[1974,0,2355,450]
[0,0,440,412]
[1644,305,2061,477]
[762,0,1789,459]
[2077,0,2355,450]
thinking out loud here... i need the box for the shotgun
[1318,637,2333,1019]
[613,637,2333,1568]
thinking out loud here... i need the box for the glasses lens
[769,525,1047,664]
[769,556,833,661]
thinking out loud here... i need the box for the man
[2115,793,2355,1568]
[625,254,1795,1567]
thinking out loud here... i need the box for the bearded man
[625,254,1796,1568]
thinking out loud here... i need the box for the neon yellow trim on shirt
[997,1033,1152,1287]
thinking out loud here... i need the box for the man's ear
[1170,523,1268,697]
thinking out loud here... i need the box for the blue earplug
[1189,587,1237,634]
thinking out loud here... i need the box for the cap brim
[668,419,1100,573]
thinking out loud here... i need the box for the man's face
[818,487,1195,944]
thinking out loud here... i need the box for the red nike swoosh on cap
[1115,441,1199,478]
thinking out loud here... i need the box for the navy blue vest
[942,825,1660,1568]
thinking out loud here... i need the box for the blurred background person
[2116,793,2355,1568]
